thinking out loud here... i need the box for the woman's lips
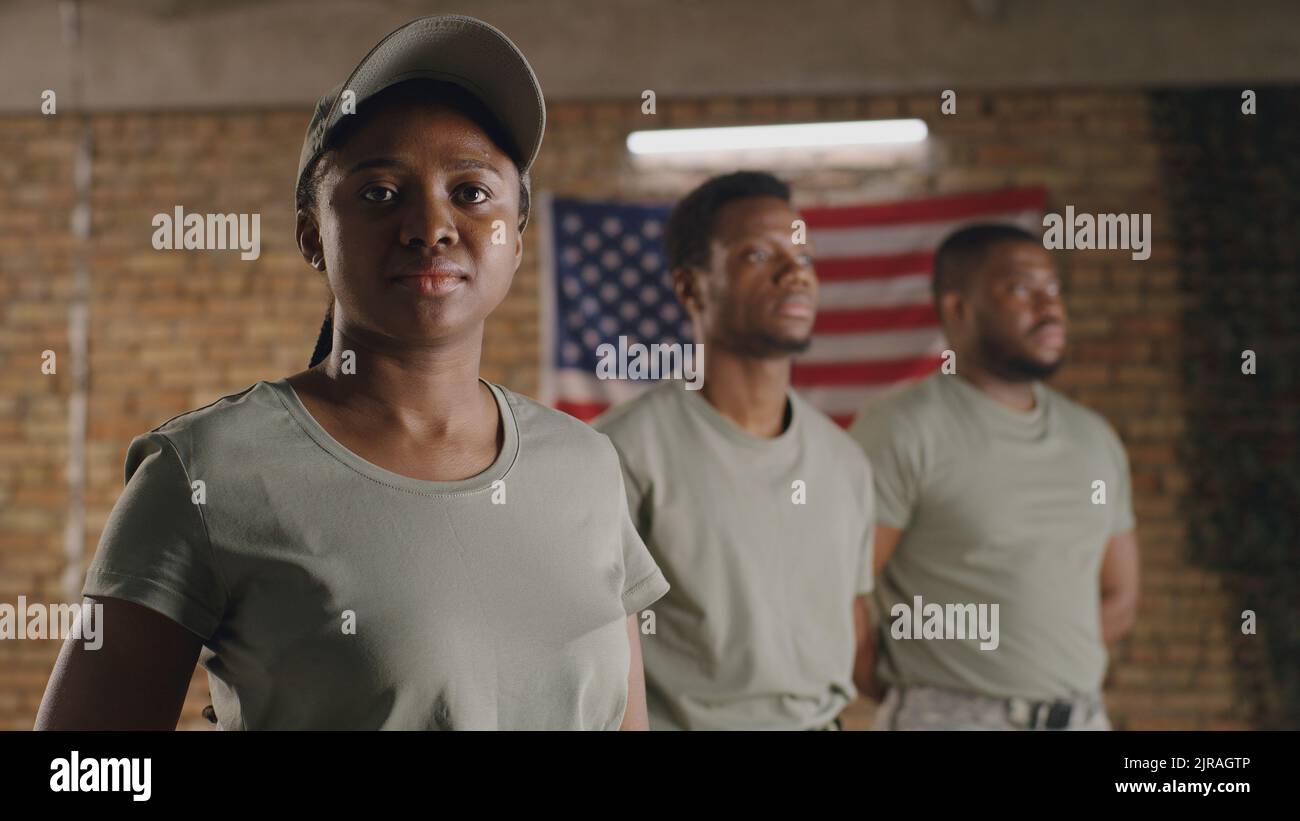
[393,274,466,296]
[392,261,469,296]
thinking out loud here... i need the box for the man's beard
[978,332,1064,381]
[725,329,813,358]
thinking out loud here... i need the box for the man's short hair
[663,171,792,271]
[932,223,1040,310]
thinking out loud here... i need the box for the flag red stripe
[793,357,942,386]
[801,186,1047,228]
[556,400,609,421]
[814,304,938,333]
[814,252,934,282]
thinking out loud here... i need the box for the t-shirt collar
[945,373,1051,441]
[268,377,520,496]
[679,383,802,451]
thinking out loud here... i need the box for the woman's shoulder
[142,380,290,463]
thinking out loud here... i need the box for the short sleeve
[1107,427,1137,536]
[82,431,228,640]
[847,403,923,530]
[609,448,669,616]
[855,460,876,595]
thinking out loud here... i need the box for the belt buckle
[1008,696,1075,730]
[1045,701,1073,730]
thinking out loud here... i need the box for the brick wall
[0,89,1278,729]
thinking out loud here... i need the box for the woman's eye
[459,185,490,205]
[797,254,814,267]
[362,186,396,203]
[746,249,770,263]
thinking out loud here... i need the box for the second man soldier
[595,171,876,730]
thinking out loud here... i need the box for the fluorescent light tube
[626,119,928,155]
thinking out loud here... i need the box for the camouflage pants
[873,685,1111,731]
[807,717,843,731]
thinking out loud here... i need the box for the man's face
[958,240,1068,380]
[298,99,523,350]
[682,195,818,357]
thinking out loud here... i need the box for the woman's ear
[296,208,325,271]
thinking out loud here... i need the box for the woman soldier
[37,15,668,730]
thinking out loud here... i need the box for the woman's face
[300,98,523,352]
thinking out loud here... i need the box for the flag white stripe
[554,369,657,405]
[795,381,923,417]
[809,209,1041,258]
[816,272,933,310]
[798,327,949,364]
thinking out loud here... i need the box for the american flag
[539,187,1047,427]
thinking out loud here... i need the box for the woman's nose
[399,189,459,248]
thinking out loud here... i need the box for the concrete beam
[1,0,1296,113]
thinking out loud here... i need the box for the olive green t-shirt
[848,372,1135,701]
[83,378,669,730]
[594,382,875,730]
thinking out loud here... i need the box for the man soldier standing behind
[596,172,876,730]
[849,224,1140,730]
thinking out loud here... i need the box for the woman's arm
[35,596,203,730]
[618,613,649,730]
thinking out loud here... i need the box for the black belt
[1006,697,1082,730]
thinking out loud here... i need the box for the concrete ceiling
[2,0,1297,113]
